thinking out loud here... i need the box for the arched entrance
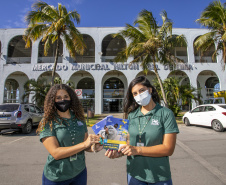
[197,70,219,101]
[4,79,19,103]
[103,77,124,112]
[69,71,95,113]
[4,72,29,103]
[136,71,156,84]
[77,77,95,112]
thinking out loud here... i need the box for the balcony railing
[69,56,95,63]
[205,88,220,99]
[195,56,216,63]
[38,57,63,63]
[176,56,188,63]
[101,56,116,62]
[7,57,31,64]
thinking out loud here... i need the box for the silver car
[0,103,43,134]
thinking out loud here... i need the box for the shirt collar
[55,110,75,122]
[131,103,161,118]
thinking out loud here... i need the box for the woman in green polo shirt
[105,76,179,185]
[37,84,102,185]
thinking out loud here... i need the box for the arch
[38,38,63,63]
[37,71,61,85]
[167,70,190,85]
[101,34,126,62]
[71,34,95,63]
[77,77,95,112]
[197,70,219,100]
[7,35,32,64]
[169,34,188,63]
[69,71,94,86]
[205,77,220,90]
[136,71,156,85]
[4,71,29,103]
[193,36,216,63]
[102,70,127,112]
[70,71,95,112]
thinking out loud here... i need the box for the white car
[182,104,226,132]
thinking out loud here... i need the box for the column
[31,39,39,65]
[190,75,198,109]
[94,76,102,114]
[187,37,195,64]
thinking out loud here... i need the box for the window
[192,106,204,113]
[35,106,42,113]
[29,106,36,113]
[219,105,226,109]
[204,106,216,111]
[24,105,29,112]
[0,104,19,112]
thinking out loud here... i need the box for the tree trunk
[51,36,60,86]
[223,41,226,70]
[153,60,168,108]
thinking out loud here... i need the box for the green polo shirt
[127,103,179,183]
[39,112,87,182]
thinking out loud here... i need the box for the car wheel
[212,120,224,132]
[184,118,191,126]
[22,120,32,134]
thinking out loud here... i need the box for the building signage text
[32,63,193,71]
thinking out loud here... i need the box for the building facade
[0,27,225,114]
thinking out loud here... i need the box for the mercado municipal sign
[32,63,194,71]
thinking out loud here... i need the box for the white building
[0,27,225,114]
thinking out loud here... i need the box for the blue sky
[0,0,216,29]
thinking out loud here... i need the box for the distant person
[114,123,119,129]
[105,76,179,185]
[37,84,103,185]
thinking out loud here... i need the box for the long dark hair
[123,75,160,119]
[37,84,85,134]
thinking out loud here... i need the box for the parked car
[203,97,225,104]
[0,103,43,134]
[182,104,226,132]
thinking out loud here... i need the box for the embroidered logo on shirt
[77,121,84,126]
[151,119,159,125]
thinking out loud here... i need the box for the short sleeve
[163,109,179,134]
[39,122,56,142]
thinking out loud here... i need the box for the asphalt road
[0,124,226,185]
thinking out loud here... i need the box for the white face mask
[134,90,151,106]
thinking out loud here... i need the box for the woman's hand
[92,143,103,152]
[105,149,123,159]
[84,134,100,148]
[118,144,141,156]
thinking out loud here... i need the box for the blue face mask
[134,90,152,106]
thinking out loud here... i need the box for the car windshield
[218,105,226,109]
[204,99,214,104]
[0,104,19,112]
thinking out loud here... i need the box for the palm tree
[114,10,186,107]
[24,1,86,86]
[195,1,226,69]
[23,78,50,107]
[23,77,75,107]
[153,77,202,116]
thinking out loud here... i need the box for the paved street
[0,124,226,185]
